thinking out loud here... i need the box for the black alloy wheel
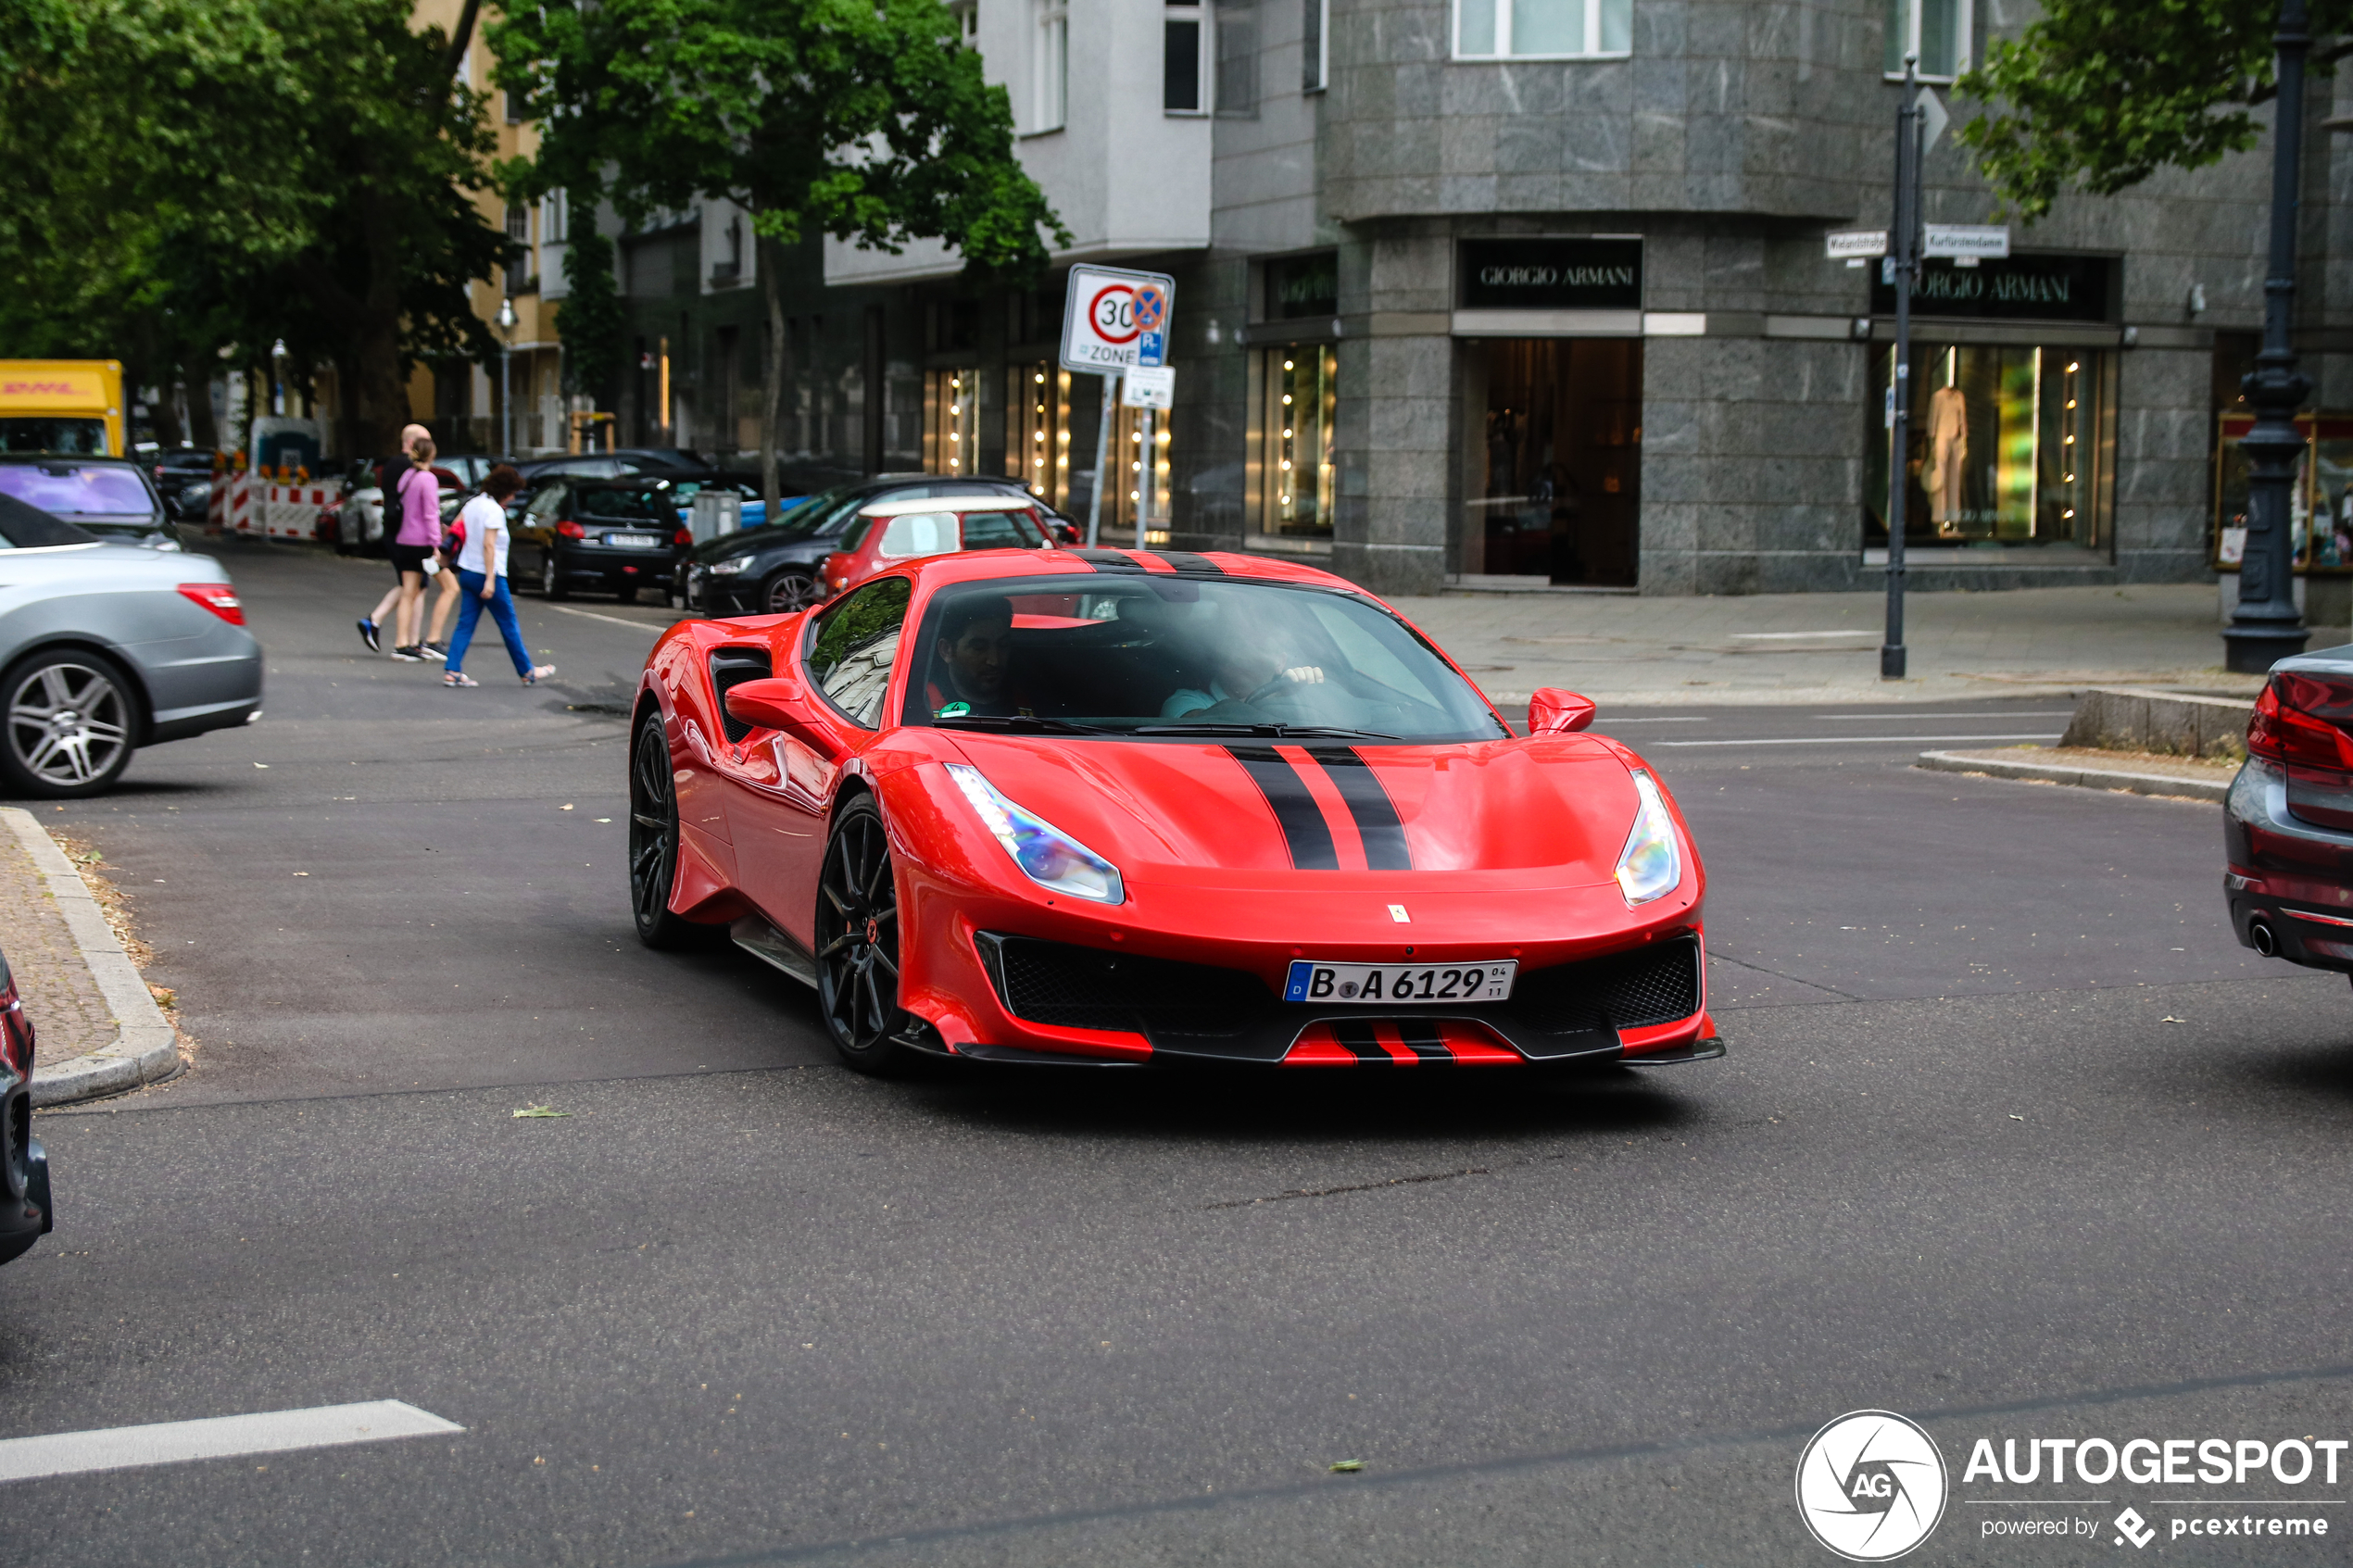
[815,795,915,1073]
[628,712,705,948]
[540,553,570,601]
[0,650,137,798]
[764,570,825,615]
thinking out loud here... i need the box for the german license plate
[1283,960,1516,1005]
[605,533,663,549]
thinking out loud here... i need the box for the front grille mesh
[989,937,1270,1036]
[1510,937,1701,1035]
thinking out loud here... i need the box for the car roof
[857,494,1043,519]
[892,546,1352,594]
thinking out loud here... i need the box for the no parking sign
[1060,264,1176,375]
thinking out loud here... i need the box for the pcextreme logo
[1796,1410,1950,1561]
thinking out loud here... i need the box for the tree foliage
[489,0,1068,508]
[559,232,628,399]
[0,0,510,456]
[1958,0,2353,220]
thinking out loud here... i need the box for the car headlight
[708,557,750,575]
[1613,768,1682,907]
[946,762,1125,905]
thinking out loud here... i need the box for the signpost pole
[1087,373,1116,547]
[1882,57,1921,683]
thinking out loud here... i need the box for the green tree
[490,0,1068,518]
[0,0,510,458]
[559,232,629,405]
[1958,1,2353,220]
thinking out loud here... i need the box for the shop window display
[1866,345,2115,552]
[1004,362,1071,509]
[922,370,978,478]
[1252,345,1338,540]
[1460,338,1642,585]
[2212,412,2353,574]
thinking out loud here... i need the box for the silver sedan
[0,497,262,797]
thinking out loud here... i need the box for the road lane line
[1654,732,2059,747]
[1813,710,2077,720]
[535,603,671,633]
[0,1400,463,1484]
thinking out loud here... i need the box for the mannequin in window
[1923,370,1968,534]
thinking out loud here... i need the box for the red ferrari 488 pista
[629,546,1719,1074]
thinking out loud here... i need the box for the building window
[1867,345,2116,553]
[1214,0,1257,114]
[1884,0,1968,80]
[503,88,523,124]
[1302,0,1327,91]
[1454,0,1629,60]
[1033,0,1068,132]
[1005,362,1071,508]
[950,0,977,48]
[924,370,979,477]
[1254,345,1339,542]
[504,204,531,292]
[542,189,568,245]
[1164,1,1203,113]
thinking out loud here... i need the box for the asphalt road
[3,541,2346,1567]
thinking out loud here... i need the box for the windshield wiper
[934,714,1110,735]
[1134,722,1400,741]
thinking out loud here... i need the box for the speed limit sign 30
[1061,264,1176,374]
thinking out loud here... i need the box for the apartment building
[597,0,2353,598]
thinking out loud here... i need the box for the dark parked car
[2,943,54,1266]
[680,475,1058,617]
[510,476,703,602]
[0,455,181,549]
[151,448,218,521]
[515,447,711,483]
[2226,649,2353,974]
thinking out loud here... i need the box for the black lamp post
[2224,0,2315,673]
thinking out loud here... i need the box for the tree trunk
[182,358,219,451]
[758,231,786,525]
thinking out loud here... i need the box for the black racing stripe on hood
[1065,548,1145,572]
[1227,746,1339,870]
[1149,550,1225,575]
[1307,749,1413,871]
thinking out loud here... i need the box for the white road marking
[536,603,669,633]
[1593,716,1713,723]
[1728,630,1878,640]
[0,1400,463,1484]
[1654,732,2060,748]
[1812,710,2077,720]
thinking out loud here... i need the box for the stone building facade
[598,0,2353,600]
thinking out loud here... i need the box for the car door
[729,577,913,947]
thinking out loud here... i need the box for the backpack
[442,514,467,561]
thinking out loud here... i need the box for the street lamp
[2224,0,2314,672]
[496,296,517,458]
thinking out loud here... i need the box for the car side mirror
[1527,688,1596,735]
[724,675,843,755]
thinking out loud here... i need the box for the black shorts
[388,543,434,576]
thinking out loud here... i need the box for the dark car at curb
[1,941,53,1267]
[2225,647,2353,975]
[681,475,1068,617]
[509,475,714,603]
[151,448,218,522]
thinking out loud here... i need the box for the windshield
[904,574,1506,742]
[0,463,156,517]
[0,418,108,455]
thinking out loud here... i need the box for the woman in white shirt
[443,466,556,688]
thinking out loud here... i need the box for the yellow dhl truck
[0,359,126,455]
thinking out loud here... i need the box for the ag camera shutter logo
[1795,1410,1949,1561]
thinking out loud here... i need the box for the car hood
[930,731,1640,884]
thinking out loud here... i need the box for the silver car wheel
[7,660,131,787]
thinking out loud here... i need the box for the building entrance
[1461,338,1642,585]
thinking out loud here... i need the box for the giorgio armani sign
[1870,252,2115,323]
[1458,238,1642,311]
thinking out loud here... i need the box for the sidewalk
[1390,583,2302,707]
[0,809,179,1105]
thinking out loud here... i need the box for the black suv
[0,455,178,548]
[150,448,218,521]
[682,476,1074,616]
[510,473,758,602]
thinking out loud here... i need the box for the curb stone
[1915,750,2230,804]
[1,808,181,1105]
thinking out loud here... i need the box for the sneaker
[421,641,448,662]
[444,671,479,688]
[390,645,425,662]
[357,618,381,653]
[521,664,556,686]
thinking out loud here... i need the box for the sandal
[443,671,479,688]
[521,665,555,685]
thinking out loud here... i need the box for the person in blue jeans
[443,466,556,688]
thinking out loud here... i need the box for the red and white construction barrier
[206,472,333,541]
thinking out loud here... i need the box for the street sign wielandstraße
[1061,265,1176,375]
[1826,230,1889,260]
